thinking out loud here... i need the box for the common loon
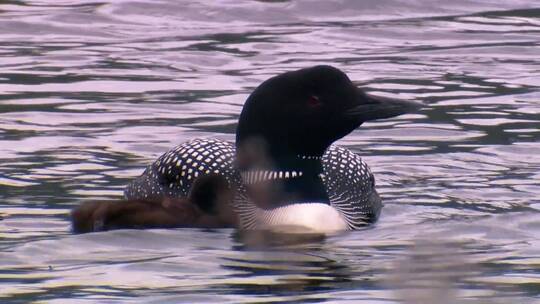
[116,65,421,233]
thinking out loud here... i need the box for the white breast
[254,203,349,234]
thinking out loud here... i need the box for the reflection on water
[0,0,539,302]
[1,222,538,303]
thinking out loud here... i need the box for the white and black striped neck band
[240,170,304,185]
[297,154,322,160]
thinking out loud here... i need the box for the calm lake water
[0,0,539,303]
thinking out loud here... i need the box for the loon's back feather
[125,138,240,200]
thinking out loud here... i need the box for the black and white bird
[119,65,421,234]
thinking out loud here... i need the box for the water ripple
[0,0,539,302]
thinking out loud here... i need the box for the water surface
[0,0,539,303]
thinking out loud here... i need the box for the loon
[72,65,420,234]
[122,65,420,233]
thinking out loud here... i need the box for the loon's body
[124,139,378,231]
[72,65,420,234]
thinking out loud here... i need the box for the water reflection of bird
[72,65,420,233]
[222,234,354,302]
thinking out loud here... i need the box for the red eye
[307,95,322,107]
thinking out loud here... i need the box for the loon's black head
[236,65,421,163]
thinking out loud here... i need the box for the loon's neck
[240,155,330,209]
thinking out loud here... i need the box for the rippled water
[0,0,539,302]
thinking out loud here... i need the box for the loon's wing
[124,138,239,201]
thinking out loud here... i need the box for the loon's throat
[241,154,324,183]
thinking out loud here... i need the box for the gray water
[0,0,539,303]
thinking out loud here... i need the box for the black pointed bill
[346,92,422,122]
